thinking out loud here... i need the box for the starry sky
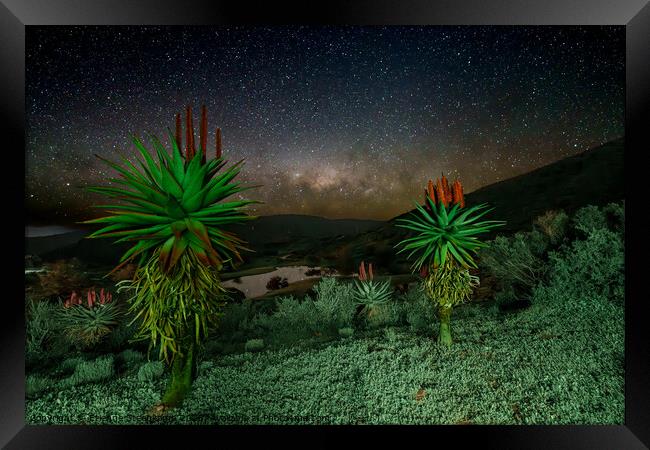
[25,26,624,225]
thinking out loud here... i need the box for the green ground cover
[25,202,624,425]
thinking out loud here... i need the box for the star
[26,25,624,223]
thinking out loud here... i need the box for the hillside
[313,138,625,273]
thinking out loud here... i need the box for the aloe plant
[81,105,258,406]
[57,289,122,348]
[352,261,392,320]
[395,175,504,344]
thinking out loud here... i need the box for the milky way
[25,26,624,223]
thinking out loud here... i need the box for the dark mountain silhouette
[313,137,624,273]
[25,215,383,265]
[222,214,382,245]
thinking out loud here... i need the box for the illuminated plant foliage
[396,176,504,271]
[352,261,392,318]
[57,289,122,348]
[395,175,504,344]
[82,105,258,406]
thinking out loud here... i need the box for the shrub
[198,361,215,376]
[572,205,608,236]
[26,374,54,399]
[526,229,552,257]
[245,339,265,352]
[540,226,624,305]
[362,293,408,330]
[59,355,114,388]
[25,300,59,365]
[137,361,165,382]
[59,356,85,375]
[479,232,546,294]
[338,327,354,338]
[365,304,398,329]
[402,286,436,334]
[311,277,357,330]
[117,349,145,369]
[217,301,255,337]
[248,278,356,345]
[603,201,625,232]
[534,209,569,245]
[252,296,316,343]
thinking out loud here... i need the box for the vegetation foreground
[25,202,624,425]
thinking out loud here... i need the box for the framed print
[3,0,649,448]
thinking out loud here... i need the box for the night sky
[25,26,624,225]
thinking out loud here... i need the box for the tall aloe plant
[395,175,504,345]
[81,105,258,406]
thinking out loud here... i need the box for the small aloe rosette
[58,288,122,348]
[395,174,505,344]
[352,261,392,318]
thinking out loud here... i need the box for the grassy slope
[26,293,623,425]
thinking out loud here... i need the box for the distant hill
[26,214,383,265]
[221,214,382,245]
[25,230,87,257]
[313,138,625,273]
[25,138,623,271]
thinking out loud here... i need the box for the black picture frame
[3,0,648,448]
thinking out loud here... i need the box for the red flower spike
[185,105,195,159]
[87,290,93,308]
[368,263,374,280]
[200,105,208,164]
[427,179,436,204]
[436,178,448,207]
[441,174,451,202]
[458,181,465,208]
[175,113,183,158]
[359,261,367,281]
[216,128,222,160]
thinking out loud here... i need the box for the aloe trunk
[161,342,195,407]
[437,306,453,345]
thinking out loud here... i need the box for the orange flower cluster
[358,260,374,281]
[424,174,465,209]
[64,288,113,309]
[174,105,223,162]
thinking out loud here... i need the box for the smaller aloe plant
[352,261,392,319]
[57,288,122,348]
